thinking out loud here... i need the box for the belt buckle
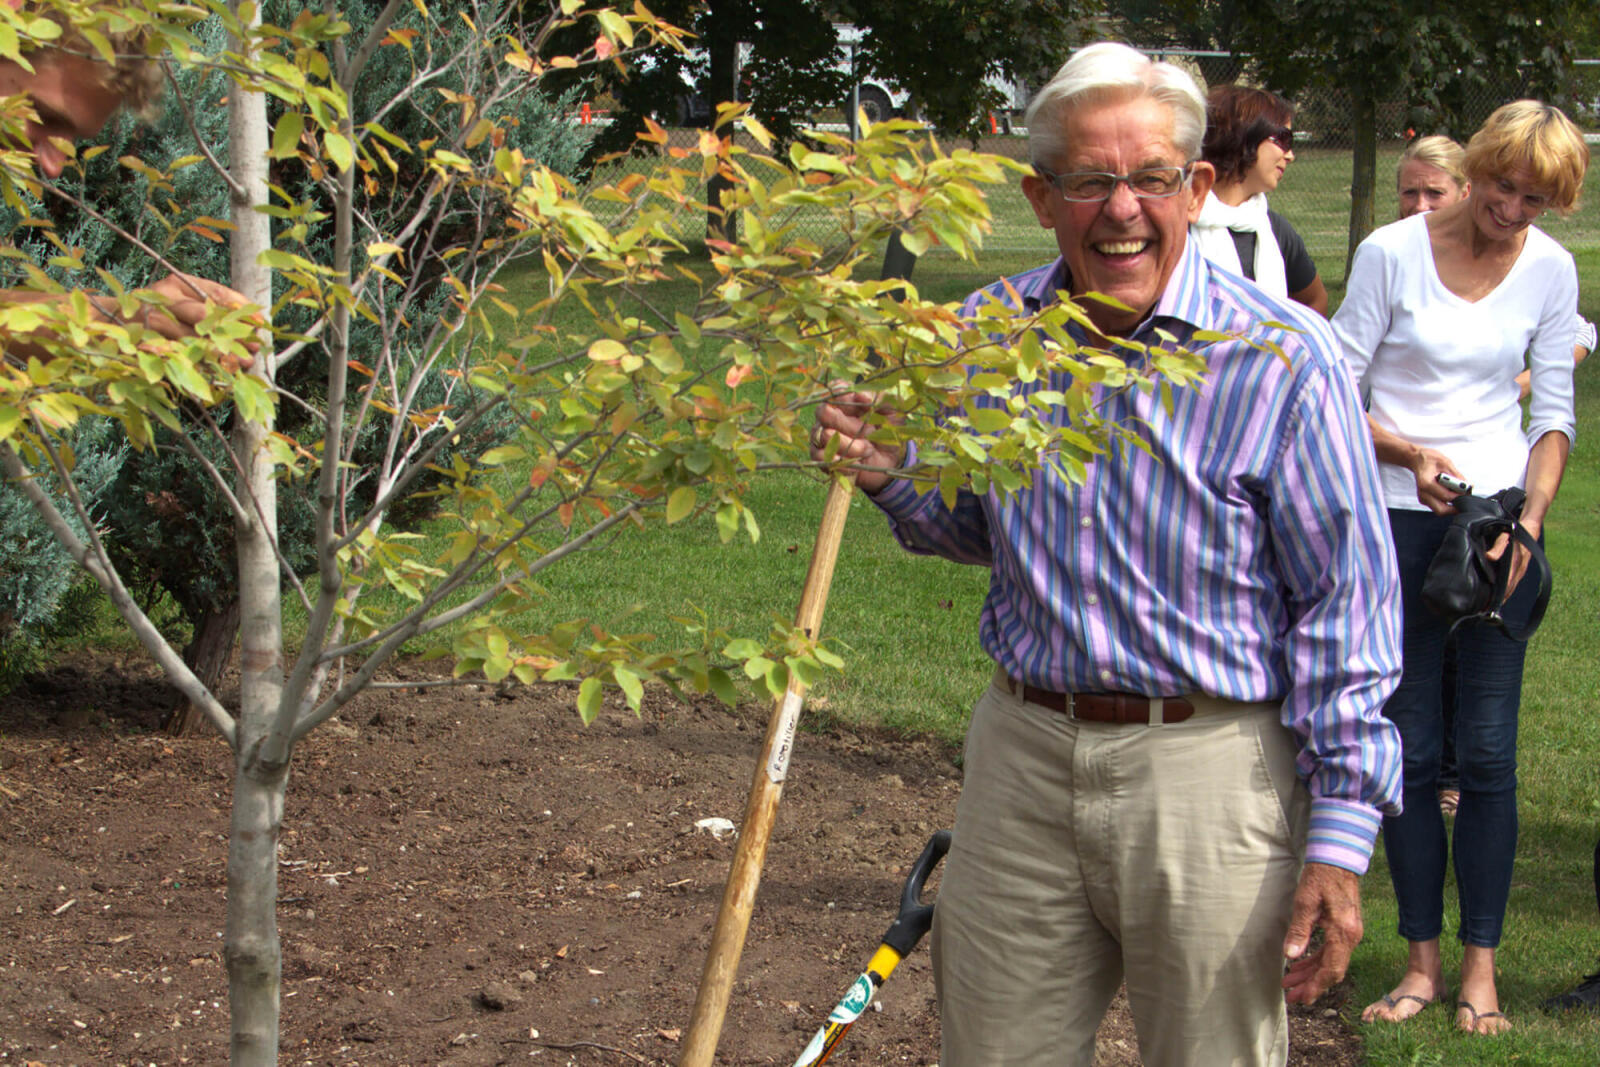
[1065,692,1077,719]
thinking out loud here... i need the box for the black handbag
[1419,486,1551,641]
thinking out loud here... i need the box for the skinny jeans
[1380,508,1537,948]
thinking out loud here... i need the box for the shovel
[793,829,951,1067]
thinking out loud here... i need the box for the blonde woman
[1335,102,1589,1035]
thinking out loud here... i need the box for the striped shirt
[871,240,1404,874]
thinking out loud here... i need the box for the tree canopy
[555,0,1086,154]
[1222,0,1586,269]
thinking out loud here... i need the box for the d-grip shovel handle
[791,830,952,1067]
[882,829,951,956]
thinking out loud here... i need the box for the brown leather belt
[1004,674,1194,725]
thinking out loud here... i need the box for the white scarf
[1192,191,1288,299]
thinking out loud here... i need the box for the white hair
[1024,42,1206,170]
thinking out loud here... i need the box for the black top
[1228,209,1318,295]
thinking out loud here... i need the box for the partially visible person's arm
[1266,343,1403,1004]
[1,272,258,369]
[1266,358,1403,880]
[1290,275,1328,317]
[1515,313,1593,400]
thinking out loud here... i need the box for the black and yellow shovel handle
[792,943,906,1067]
[792,829,951,1067]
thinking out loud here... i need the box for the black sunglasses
[1262,125,1294,152]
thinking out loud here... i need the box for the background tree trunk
[704,13,740,244]
[1344,89,1379,281]
[164,600,240,737]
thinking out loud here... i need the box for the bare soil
[0,652,1362,1066]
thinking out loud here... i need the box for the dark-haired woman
[1192,84,1328,314]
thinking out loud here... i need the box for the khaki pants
[931,673,1309,1067]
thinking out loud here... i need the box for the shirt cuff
[1305,796,1383,875]
[866,441,926,519]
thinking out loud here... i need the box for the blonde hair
[1462,100,1589,215]
[1397,135,1467,191]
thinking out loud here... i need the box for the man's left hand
[1281,861,1363,1004]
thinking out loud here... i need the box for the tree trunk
[164,600,240,737]
[704,25,739,244]
[1344,89,1378,283]
[226,4,285,1062]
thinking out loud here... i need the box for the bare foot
[1456,998,1512,1034]
[1362,977,1444,1023]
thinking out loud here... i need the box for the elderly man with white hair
[812,42,1404,1066]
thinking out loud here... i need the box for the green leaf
[708,669,739,707]
[595,8,634,46]
[614,665,644,712]
[478,445,527,466]
[271,111,304,159]
[898,228,931,256]
[722,638,764,659]
[967,407,1011,434]
[577,676,603,724]
[324,130,354,172]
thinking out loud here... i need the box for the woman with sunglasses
[1192,84,1328,314]
[1333,100,1588,1036]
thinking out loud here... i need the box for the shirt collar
[1029,238,1215,346]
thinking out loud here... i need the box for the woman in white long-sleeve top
[1333,101,1589,1036]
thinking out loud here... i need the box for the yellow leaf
[587,338,626,362]
[742,114,773,149]
[665,486,696,524]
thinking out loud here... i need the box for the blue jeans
[1381,508,1538,948]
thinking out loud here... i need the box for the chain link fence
[580,57,1600,286]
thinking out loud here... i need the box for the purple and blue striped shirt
[872,241,1404,874]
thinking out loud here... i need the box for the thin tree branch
[0,442,237,746]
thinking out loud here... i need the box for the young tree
[0,1,1206,1062]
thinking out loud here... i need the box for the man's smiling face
[0,49,121,178]
[1022,93,1212,338]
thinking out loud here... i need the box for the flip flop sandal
[1457,998,1509,1033]
[1369,992,1434,1020]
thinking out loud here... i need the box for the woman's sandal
[1362,992,1436,1022]
[1456,998,1511,1034]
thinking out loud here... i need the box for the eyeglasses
[1035,165,1192,203]
[1263,126,1295,152]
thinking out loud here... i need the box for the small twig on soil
[0,779,21,799]
[503,1037,647,1063]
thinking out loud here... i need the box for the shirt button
[1085,593,1099,606]
[1099,669,1113,683]
[1079,516,1092,528]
